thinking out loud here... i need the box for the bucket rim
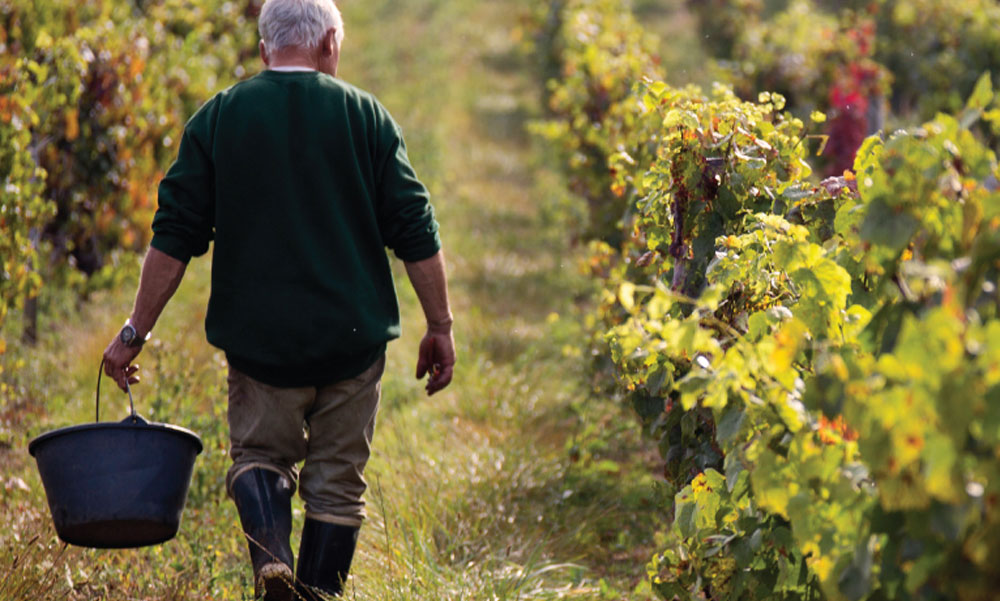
[28,420,204,457]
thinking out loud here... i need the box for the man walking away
[101,0,456,598]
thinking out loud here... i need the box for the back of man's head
[258,0,344,52]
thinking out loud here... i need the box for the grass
[0,0,672,599]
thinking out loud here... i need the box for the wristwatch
[119,320,151,349]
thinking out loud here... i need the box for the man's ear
[259,40,269,66]
[321,27,337,56]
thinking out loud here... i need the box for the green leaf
[595,459,621,474]
[985,109,1000,135]
[732,536,754,568]
[647,366,668,395]
[631,390,664,420]
[663,109,682,129]
[966,72,994,111]
[675,491,697,539]
[703,468,727,492]
[747,311,771,340]
[717,405,746,445]
[751,450,792,518]
[678,371,713,410]
[837,536,876,601]
[858,198,920,253]
[724,452,747,495]
[647,80,669,98]
[862,301,909,355]
[852,135,884,178]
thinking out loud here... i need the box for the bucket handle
[96,358,138,423]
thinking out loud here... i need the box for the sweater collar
[269,66,316,73]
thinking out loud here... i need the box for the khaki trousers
[225,355,385,527]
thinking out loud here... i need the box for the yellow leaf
[770,318,808,374]
[808,554,834,582]
[618,282,635,311]
[35,31,54,49]
[64,109,79,141]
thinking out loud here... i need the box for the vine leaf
[858,198,920,253]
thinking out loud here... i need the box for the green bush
[599,73,1000,601]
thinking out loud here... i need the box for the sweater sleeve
[374,107,441,262]
[150,98,218,263]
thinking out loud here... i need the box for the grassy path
[1,1,664,599]
[347,2,662,598]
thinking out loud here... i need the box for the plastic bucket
[28,362,203,548]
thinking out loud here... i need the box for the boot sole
[257,562,294,601]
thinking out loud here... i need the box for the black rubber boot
[230,468,295,601]
[295,518,360,599]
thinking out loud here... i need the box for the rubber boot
[230,468,295,601]
[295,518,360,599]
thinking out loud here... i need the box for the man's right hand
[103,337,142,392]
[416,327,455,395]
[100,247,187,392]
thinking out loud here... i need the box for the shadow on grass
[474,94,532,145]
[481,44,526,76]
[431,406,669,586]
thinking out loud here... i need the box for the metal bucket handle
[96,358,138,423]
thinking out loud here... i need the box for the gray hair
[258,0,344,52]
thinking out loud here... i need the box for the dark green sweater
[150,70,441,387]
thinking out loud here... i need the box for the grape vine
[533,0,1000,599]
[0,0,261,349]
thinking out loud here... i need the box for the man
[101,0,456,599]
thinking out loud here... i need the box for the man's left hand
[416,328,455,396]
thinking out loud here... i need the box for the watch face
[120,325,136,344]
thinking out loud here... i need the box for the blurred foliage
[872,0,1000,119]
[720,0,891,174]
[526,0,663,244]
[698,0,1000,124]
[685,0,764,58]
[0,0,261,351]
[685,0,1000,175]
